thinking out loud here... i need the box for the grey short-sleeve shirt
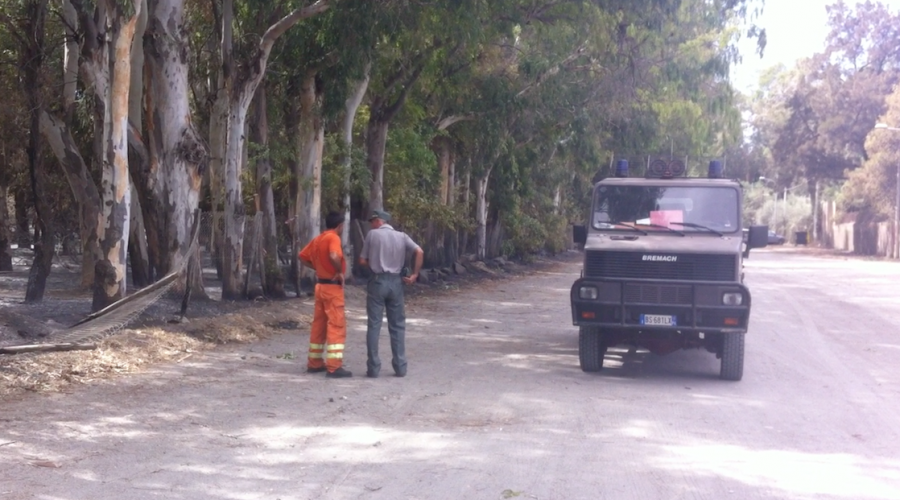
[360,224,421,274]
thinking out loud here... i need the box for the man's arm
[325,234,345,284]
[298,242,315,270]
[358,232,371,268]
[404,247,424,285]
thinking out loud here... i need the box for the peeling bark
[144,0,207,284]
[92,2,142,311]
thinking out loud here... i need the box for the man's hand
[403,273,418,285]
[334,272,345,286]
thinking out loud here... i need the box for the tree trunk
[294,71,323,260]
[475,167,492,260]
[14,188,30,247]
[218,0,332,300]
[144,0,207,278]
[127,190,151,287]
[93,4,141,311]
[250,83,284,297]
[221,98,249,300]
[366,118,389,213]
[285,79,301,294]
[62,0,79,122]
[39,111,103,288]
[340,67,370,275]
[0,183,12,271]
[460,169,470,255]
[22,0,53,303]
[127,0,150,287]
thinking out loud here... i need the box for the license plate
[641,314,676,326]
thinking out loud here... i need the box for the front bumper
[570,277,751,333]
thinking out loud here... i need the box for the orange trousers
[308,284,347,372]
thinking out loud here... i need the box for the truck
[570,158,769,381]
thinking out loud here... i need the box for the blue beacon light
[708,160,723,178]
[614,159,629,177]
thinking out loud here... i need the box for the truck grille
[624,284,693,304]
[585,251,735,282]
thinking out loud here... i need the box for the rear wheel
[579,326,606,372]
[720,332,745,381]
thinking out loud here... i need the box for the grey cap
[368,209,391,222]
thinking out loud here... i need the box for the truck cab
[570,159,768,380]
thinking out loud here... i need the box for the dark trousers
[366,274,407,376]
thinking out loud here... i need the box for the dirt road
[2,250,900,499]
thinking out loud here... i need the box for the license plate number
[641,314,676,326]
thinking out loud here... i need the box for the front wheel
[579,326,606,372]
[720,332,745,381]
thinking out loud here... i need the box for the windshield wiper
[642,223,685,236]
[670,222,723,236]
[608,222,684,236]
[607,222,648,235]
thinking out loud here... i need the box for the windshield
[592,185,740,234]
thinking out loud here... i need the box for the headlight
[722,292,743,305]
[579,286,598,300]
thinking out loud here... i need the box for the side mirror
[747,225,768,250]
[573,224,586,245]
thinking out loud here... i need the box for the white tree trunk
[340,68,370,273]
[475,167,492,260]
[221,98,250,299]
[294,71,322,254]
[144,0,206,277]
[366,119,389,213]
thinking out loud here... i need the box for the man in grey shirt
[359,209,424,378]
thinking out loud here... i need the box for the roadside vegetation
[0,0,898,310]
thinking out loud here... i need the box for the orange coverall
[298,230,347,373]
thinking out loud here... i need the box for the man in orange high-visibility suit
[298,211,352,378]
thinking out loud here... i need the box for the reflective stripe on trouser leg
[325,344,344,359]
[307,283,328,370]
[318,284,347,372]
[308,343,324,361]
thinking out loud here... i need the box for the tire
[579,326,605,372]
[720,332,745,381]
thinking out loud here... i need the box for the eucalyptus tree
[207,0,331,300]
[272,0,375,293]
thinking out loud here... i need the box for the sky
[730,0,900,93]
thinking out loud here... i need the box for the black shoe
[307,367,326,373]
[366,370,379,378]
[326,367,353,378]
[394,371,406,378]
